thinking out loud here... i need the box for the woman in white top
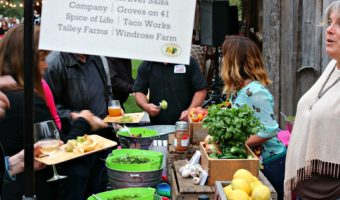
[284,1,340,199]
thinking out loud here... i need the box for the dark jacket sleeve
[61,118,91,142]
[0,144,6,186]
[107,58,135,104]
[44,52,73,129]
[108,58,134,93]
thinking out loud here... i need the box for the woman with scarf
[284,1,340,199]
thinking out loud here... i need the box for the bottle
[198,195,209,200]
[174,121,189,152]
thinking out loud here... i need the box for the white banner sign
[39,0,196,64]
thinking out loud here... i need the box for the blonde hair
[0,24,45,96]
[325,1,340,21]
[220,36,271,96]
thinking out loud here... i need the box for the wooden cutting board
[35,135,117,165]
[103,112,145,123]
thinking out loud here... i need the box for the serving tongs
[121,124,133,137]
[91,194,102,200]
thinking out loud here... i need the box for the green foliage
[229,0,243,21]
[123,95,142,113]
[0,0,23,18]
[286,115,295,122]
[202,103,263,152]
[123,59,142,113]
[131,59,141,79]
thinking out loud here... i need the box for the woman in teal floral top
[220,36,286,200]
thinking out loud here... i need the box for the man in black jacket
[107,57,134,109]
[44,52,113,200]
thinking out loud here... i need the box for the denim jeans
[261,154,286,200]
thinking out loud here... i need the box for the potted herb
[202,103,263,159]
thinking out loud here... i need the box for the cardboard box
[215,173,277,200]
[199,142,259,185]
[170,160,215,200]
[189,121,208,144]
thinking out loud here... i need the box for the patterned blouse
[230,81,286,164]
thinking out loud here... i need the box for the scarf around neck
[284,59,340,199]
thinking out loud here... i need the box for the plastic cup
[108,100,121,117]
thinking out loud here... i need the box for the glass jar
[174,121,189,152]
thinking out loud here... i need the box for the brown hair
[0,24,44,96]
[220,35,271,96]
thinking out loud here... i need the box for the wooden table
[167,134,199,180]
[170,160,215,200]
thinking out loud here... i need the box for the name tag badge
[174,65,186,73]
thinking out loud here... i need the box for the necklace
[310,64,340,110]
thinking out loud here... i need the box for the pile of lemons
[223,169,271,200]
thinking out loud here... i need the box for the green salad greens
[107,194,141,200]
[112,155,150,164]
[120,116,133,123]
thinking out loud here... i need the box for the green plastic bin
[87,187,155,200]
[111,149,163,169]
[117,127,158,138]
[106,154,160,172]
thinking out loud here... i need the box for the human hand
[70,112,80,121]
[8,141,62,176]
[32,141,64,171]
[0,91,10,119]
[78,110,108,131]
[179,110,189,121]
[144,103,160,117]
[34,140,63,157]
[0,75,18,90]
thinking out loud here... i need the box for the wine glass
[34,120,67,182]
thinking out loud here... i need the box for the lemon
[251,185,271,200]
[253,176,259,182]
[223,185,233,199]
[233,169,255,185]
[229,189,250,200]
[250,180,263,191]
[231,178,251,195]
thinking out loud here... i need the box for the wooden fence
[247,0,335,126]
